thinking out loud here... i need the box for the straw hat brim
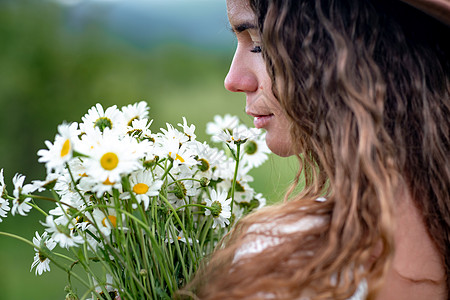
[400,0,450,25]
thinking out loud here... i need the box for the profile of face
[225,0,294,157]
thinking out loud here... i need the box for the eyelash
[250,46,262,53]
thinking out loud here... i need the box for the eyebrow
[231,22,257,33]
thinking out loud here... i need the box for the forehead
[226,0,255,25]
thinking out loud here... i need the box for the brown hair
[182,0,450,299]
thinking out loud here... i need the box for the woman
[184,0,450,299]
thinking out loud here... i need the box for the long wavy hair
[182,0,450,299]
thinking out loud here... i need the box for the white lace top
[234,213,368,300]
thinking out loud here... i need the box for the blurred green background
[0,0,298,299]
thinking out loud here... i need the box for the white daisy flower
[84,130,143,184]
[166,227,197,245]
[30,172,60,193]
[41,215,84,248]
[241,131,271,169]
[205,189,232,229]
[37,122,80,174]
[231,203,244,224]
[80,103,125,134]
[30,231,57,276]
[77,126,103,154]
[192,142,227,181]
[0,169,10,222]
[121,101,149,126]
[160,123,189,145]
[213,156,237,181]
[91,274,120,300]
[177,117,196,141]
[11,174,36,216]
[53,171,84,205]
[78,175,122,198]
[0,198,10,222]
[233,180,255,204]
[90,208,123,237]
[165,139,198,169]
[126,170,163,210]
[254,193,267,209]
[166,167,198,209]
[216,124,258,145]
[127,118,154,140]
[206,114,240,142]
[0,168,6,196]
[216,169,255,204]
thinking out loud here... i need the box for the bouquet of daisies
[0,102,270,300]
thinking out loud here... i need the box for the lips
[247,111,274,129]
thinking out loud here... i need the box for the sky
[53,0,234,51]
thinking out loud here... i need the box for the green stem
[230,143,241,215]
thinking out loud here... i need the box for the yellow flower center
[102,215,117,228]
[133,183,149,194]
[60,139,71,158]
[103,177,115,185]
[169,152,185,163]
[100,152,119,170]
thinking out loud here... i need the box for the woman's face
[225,0,294,157]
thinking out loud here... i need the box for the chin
[265,135,294,157]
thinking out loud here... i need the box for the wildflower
[167,166,197,208]
[0,169,10,222]
[166,228,197,244]
[31,173,59,192]
[254,193,267,209]
[178,117,196,141]
[127,118,153,140]
[127,170,163,210]
[30,231,57,275]
[91,274,120,300]
[241,132,271,169]
[37,122,80,174]
[79,175,122,198]
[121,101,149,126]
[206,114,240,142]
[91,208,123,237]
[0,168,6,196]
[216,124,258,145]
[41,215,84,248]
[160,123,189,145]
[84,130,144,183]
[80,103,125,133]
[0,198,10,222]
[165,139,198,169]
[53,171,84,204]
[193,142,227,180]
[205,190,232,229]
[11,174,36,216]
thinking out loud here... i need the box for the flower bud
[173,182,187,199]
[200,177,210,187]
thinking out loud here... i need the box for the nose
[224,48,258,93]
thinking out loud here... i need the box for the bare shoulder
[375,196,447,299]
